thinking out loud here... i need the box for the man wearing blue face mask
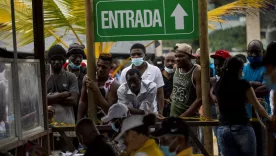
[243,40,271,156]
[244,40,271,116]
[120,43,165,116]
[64,43,87,121]
[64,43,87,93]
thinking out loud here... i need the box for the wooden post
[198,0,213,155]
[32,0,50,153]
[85,0,97,122]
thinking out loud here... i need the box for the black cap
[67,43,85,58]
[262,41,276,66]
[151,117,189,137]
[47,45,66,60]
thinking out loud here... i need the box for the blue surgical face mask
[164,66,174,74]
[160,145,176,156]
[247,56,262,64]
[131,58,144,66]
[111,122,119,132]
[69,62,81,69]
[264,75,276,91]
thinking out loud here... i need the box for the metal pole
[85,0,97,123]
[198,0,213,154]
[10,0,22,140]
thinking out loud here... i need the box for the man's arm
[157,87,164,114]
[139,84,157,114]
[47,92,70,105]
[250,81,262,89]
[106,80,120,106]
[155,69,165,114]
[62,74,79,107]
[77,76,88,121]
[117,85,145,115]
[209,77,217,103]
[85,77,111,113]
[63,93,79,106]
[181,67,202,117]
[255,85,270,97]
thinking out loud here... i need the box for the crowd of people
[44,40,276,156]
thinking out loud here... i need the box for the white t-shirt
[120,62,164,112]
[270,90,274,115]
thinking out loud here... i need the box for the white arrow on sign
[171,4,188,30]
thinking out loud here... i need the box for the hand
[164,99,171,107]
[61,91,70,98]
[126,135,148,153]
[156,114,165,120]
[85,76,98,92]
[211,95,218,103]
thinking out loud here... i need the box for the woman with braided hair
[214,57,271,156]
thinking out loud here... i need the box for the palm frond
[208,0,272,23]
[43,0,82,44]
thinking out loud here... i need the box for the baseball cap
[151,117,189,137]
[210,50,231,59]
[175,43,196,59]
[115,115,144,141]
[101,103,129,123]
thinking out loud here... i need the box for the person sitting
[102,103,130,133]
[117,69,157,115]
[115,114,163,156]
[75,118,117,156]
[151,117,193,156]
[101,103,131,154]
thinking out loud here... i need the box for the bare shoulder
[195,64,201,71]
[111,79,120,90]
[194,65,201,78]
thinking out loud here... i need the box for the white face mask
[164,66,174,74]
[131,57,144,66]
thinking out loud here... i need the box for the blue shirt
[243,64,271,117]
[210,63,216,77]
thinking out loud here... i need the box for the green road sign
[94,0,199,42]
